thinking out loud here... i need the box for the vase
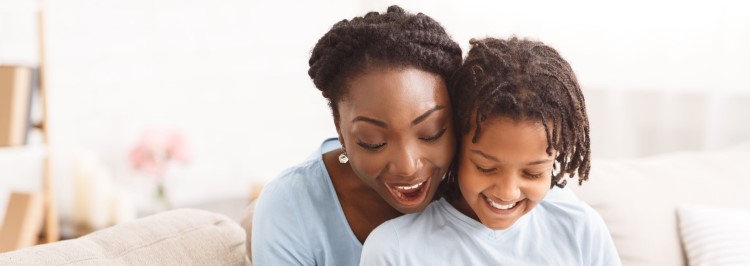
[152,181,172,213]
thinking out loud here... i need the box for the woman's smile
[384,175,431,207]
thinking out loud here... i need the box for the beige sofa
[5,144,747,266]
[0,209,249,266]
[570,142,750,266]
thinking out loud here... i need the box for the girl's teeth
[485,197,517,210]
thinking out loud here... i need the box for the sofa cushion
[0,209,249,266]
[569,144,750,266]
[677,205,750,266]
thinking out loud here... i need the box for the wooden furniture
[0,0,59,252]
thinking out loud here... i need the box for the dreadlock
[308,5,462,121]
[448,37,591,194]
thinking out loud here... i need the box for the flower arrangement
[129,128,190,212]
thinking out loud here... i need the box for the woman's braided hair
[308,5,462,121]
[448,37,590,194]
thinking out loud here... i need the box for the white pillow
[677,205,750,266]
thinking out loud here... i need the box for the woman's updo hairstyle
[308,5,462,120]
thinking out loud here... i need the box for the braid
[449,37,591,194]
[308,5,462,121]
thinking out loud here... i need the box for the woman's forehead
[338,67,449,119]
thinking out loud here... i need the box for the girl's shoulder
[536,198,609,233]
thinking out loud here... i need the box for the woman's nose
[388,143,421,177]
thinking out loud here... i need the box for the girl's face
[457,116,554,230]
[336,67,455,214]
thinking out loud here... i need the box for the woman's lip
[386,177,429,187]
[384,177,431,207]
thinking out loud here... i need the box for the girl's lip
[482,194,523,215]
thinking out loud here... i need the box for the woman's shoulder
[268,157,324,187]
[261,137,339,193]
[255,155,333,215]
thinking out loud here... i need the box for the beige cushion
[240,200,257,261]
[0,209,249,266]
[678,205,750,266]
[570,144,750,266]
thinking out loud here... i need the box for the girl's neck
[446,194,480,221]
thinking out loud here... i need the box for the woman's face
[336,67,455,214]
[457,116,554,230]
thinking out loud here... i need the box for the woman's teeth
[390,180,427,200]
[485,197,517,210]
[394,181,425,191]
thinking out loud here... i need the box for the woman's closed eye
[357,140,386,151]
[420,128,447,142]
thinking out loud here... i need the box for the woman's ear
[334,118,345,147]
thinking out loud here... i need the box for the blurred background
[1,0,749,241]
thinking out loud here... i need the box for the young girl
[360,37,621,265]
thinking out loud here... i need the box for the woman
[251,5,462,265]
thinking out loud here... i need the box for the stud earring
[338,147,349,164]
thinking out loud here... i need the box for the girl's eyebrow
[471,149,498,162]
[526,159,553,166]
[471,149,554,166]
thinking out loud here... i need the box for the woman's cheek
[351,153,386,180]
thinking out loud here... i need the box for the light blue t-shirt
[360,198,621,266]
[251,138,361,266]
[252,138,582,265]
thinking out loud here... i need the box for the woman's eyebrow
[352,116,388,128]
[411,105,445,126]
[351,105,445,129]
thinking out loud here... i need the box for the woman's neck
[323,149,402,243]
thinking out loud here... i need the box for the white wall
[1,0,749,218]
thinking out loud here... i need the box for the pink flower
[129,128,190,178]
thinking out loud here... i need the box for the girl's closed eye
[475,163,496,173]
[523,171,544,179]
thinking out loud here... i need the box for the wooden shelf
[0,0,59,252]
[0,145,46,223]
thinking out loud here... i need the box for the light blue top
[360,198,621,266]
[252,138,582,266]
[251,138,360,266]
